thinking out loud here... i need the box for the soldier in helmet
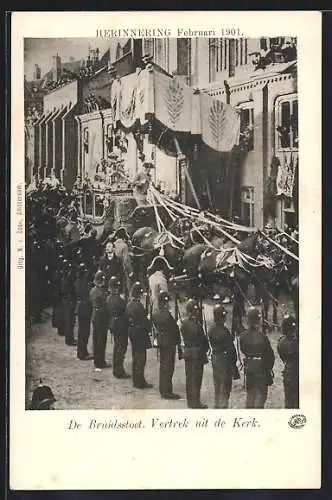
[240,307,275,408]
[277,314,299,408]
[208,304,240,409]
[107,276,130,379]
[180,298,209,409]
[75,262,93,360]
[30,380,56,410]
[152,291,182,400]
[126,282,153,389]
[89,270,111,371]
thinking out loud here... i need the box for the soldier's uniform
[57,260,77,346]
[126,282,152,389]
[152,291,181,399]
[107,276,130,379]
[28,239,44,323]
[240,307,275,409]
[89,271,110,370]
[180,299,209,409]
[208,305,239,408]
[277,315,299,408]
[75,263,93,360]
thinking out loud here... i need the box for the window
[83,128,89,153]
[84,191,93,216]
[83,192,106,220]
[275,95,298,150]
[235,40,239,66]
[238,103,254,151]
[269,37,285,50]
[143,39,154,57]
[95,194,105,217]
[241,187,255,227]
[260,38,268,51]
[281,198,297,230]
[177,38,191,76]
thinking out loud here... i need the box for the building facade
[26,37,298,230]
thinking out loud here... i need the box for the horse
[131,226,184,286]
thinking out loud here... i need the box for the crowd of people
[27,184,299,411]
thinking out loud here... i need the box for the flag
[200,94,240,152]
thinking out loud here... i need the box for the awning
[109,67,240,153]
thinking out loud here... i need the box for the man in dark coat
[208,304,239,408]
[126,282,153,389]
[75,262,93,360]
[107,276,130,379]
[152,291,181,400]
[240,307,275,408]
[57,259,77,346]
[89,270,111,371]
[277,314,299,408]
[99,241,123,291]
[180,298,209,409]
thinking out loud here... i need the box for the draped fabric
[276,151,298,198]
[153,71,193,132]
[109,67,240,152]
[200,94,240,152]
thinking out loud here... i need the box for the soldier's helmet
[78,262,87,274]
[186,298,199,316]
[30,381,56,410]
[109,275,121,290]
[94,270,106,287]
[61,259,72,270]
[158,291,170,306]
[281,314,297,335]
[131,281,144,298]
[247,306,261,326]
[213,303,227,322]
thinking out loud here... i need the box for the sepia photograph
[24,35,300,411]
[10,11,321,490]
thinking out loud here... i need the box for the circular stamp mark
[288,414,307,429]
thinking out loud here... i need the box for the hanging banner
[110,67,240,150]
[276,151,298,197]
[200,93,240,152]
[135,68,153,124]
[154,71,192,132]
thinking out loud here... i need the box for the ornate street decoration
[208,100,227,149]
[163,78,184,128]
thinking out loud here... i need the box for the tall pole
[227,149,235,220]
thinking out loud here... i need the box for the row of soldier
[26,188,299,409]
[51,254,299,409]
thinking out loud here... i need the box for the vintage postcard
[10,11,321,489]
